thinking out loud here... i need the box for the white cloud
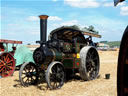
[120,6,128,16]
[48,20,79,31]
[49,16,62,21]
[103,2,113,7]
[101,1,127,11]
[103,1,126,7]
[61,20,78,26]
[27,16,39,21]
[117,2,126,6]
[64,0,100,8]
[27,16,62,21]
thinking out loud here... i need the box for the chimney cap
[39,15,49,20]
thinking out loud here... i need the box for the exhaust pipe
[39,15,49,43]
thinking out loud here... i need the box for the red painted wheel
[0,52,15,77]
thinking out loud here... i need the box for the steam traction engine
[0,39,22,77]
[19,15,101,89]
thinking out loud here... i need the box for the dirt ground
[0,51,118,96]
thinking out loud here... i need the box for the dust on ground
[0,51,118,96]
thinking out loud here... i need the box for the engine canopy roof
[50,26,101,41]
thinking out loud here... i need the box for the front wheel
[45,61,65,89]
[19,62,39,86]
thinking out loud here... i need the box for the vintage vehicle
[114,0,128,96]
[118,26,128,96]
[19,15,101,89]
[0,39,22,77]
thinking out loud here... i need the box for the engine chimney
[39,15,49,43]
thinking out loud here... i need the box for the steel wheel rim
[86,48,99,80]
[20,63,38,86]
[0,53,15,77]
[48,63,65,89]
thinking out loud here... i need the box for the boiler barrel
[33,47,63,65]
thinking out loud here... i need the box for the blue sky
[1,0,128,44]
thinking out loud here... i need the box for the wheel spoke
[6,66,13,70]
[53,82,56,88]
[0,60,4,65]
[22,76,27,80]
[4,66,7,73]
[3,56,6,61]
[88,52,92,59]
[1,56,4,61]
[0,63,4,67]
[5,54,9,61]
[91,51,94,56]
[24,67,28,72]
[93,57,98,61]
[22,72,26,75]
[6,58,10,64]
[0,66,5,72]
[26,65,30,72]
[31,77,35,81]
[55,82,57,88]
[50,74,56,81]
[1,67,6,75]
[86,59,90,63]
[7,60,13,64]
[57,65,59,73]
[25,78,29,83]
[7,63,13,66]
[31,66,34,72]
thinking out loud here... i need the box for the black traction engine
[19,15,101,89]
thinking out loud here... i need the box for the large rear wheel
[79,46,100,81]
[117,26,128,96]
